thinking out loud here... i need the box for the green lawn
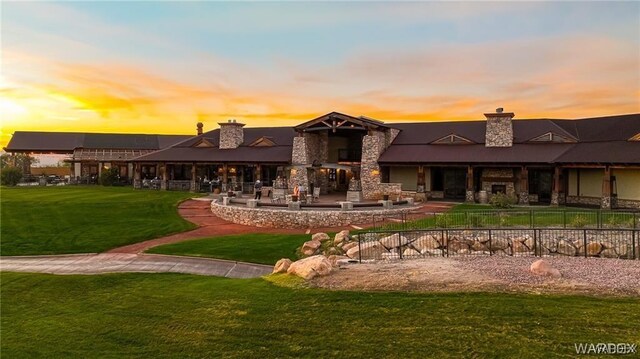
[0,186,197,256]
[2,272,639,358]
[148,233,310,264]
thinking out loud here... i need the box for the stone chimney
[197,122,203,135]
[484,107,514,147]
[218,119,245,149]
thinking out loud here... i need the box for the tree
[0,153,39,173]
[99,167,120,186]
[1,167,23,186]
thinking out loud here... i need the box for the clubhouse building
[5,110,640,209]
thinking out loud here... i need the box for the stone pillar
[290,135,309,190]
[98,162,102,178]
[222,163,228,191]
[133,163,142,189]
[360,132,387,200]
[465,166,475,203]
[160,163,167,190]
[190,163,197,192]
[519,166,529,205]
[255,164,261,182]
[601,166,611,209]
[551,166,561,206]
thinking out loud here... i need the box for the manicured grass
[398,204,638,230]
[2,272,639,358]
[148,233,311,264]
[0,186,197,256]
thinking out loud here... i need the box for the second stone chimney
[484,107,514,147]
[218,119,245,149]
[197,122,203,135]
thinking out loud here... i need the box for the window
[431,167,444,191]
[527,132,575,143]
[432,134,474,145]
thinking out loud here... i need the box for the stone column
[190,163,197,192]
[255,164,261,182]
[160,163,167,190]
[551,166,561,206]
[133,163,142,189]
[519,166,529,205]
[290,136,309,190]
[360,132,386,200]
[222,163,228,191]
[601,166,611,209]
[465,166,475,203]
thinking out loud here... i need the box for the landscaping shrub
[1,167,22,186]
[99,167,120,186]
[435,214,453,228]
[489,193,517,208]
[569,214,589,228]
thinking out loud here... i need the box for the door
[443,168,466,199]
[530,170,553,203]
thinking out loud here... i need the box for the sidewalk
[0,253,272,278]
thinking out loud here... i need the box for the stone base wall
[616,198,640,209]
[211,202,414,228]
[566,195,602,207]
[363,183,402,201]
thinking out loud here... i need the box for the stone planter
[292,195,299,202]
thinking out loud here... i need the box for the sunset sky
[1,1,639,148]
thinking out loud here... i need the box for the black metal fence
[373,209,640,232]
[353,228,639,262]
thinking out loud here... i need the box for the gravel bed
[452,256,640,295]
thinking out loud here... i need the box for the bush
[489,192,517,208]
[99,167,120,186]
[569,214,589,228]
[1,167,23,186]
[435,214,453,228]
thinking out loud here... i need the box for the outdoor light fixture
[371,169,380,176]
[229,167,236,174]
[291,168,297,175]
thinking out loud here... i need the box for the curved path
[0,253,272,278]
[108,198,456,254]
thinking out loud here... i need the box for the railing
[354,228,639,262]
[373,209,640,231]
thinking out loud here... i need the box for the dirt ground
[311,257,640,297]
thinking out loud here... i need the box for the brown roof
[131,146,292,163]
[5,131,191,153]
[381,113,640,164]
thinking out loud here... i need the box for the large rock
[287,255,332,280]
[471,240,488,252]
[600,248,618,258]
[402,248,421,258]
[379,234,409,249]
[490,237,509,251]
[327,255,350,267]
[413,235,441,252]
[448,239,470,253]
[512,240,530,254]
[530,259,561,278]
[342,242,358,252]
[556,239,577,256]
[334,230,350,245]
[312,233,330,242]
[586,242,603,256]
[346,240,388,260]
[273,258,292,274]
[301,240,322,256]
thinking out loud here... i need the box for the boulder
[327,255,350,267]
[556,239,577,256]
[471,240,488,252]
[273,258,292,274]
[346,240,388,260]
[489,237,509,251]
[325,246,342,256]
[530,259,561,278]
[381,252,400,260]
[342,242,358,252]
[287,255,333,280]
[523,236,535,251]
[422,248,443,256]
[448,239,470,253]
[413,235,441,252]
[312,233,330,242]
[600,248,618,258]
[334,230,350,245]
[512,240,530,254]
[379,234,410,249]
[301,240,322,256]
[402,248,421,258]
[586,242,603,256]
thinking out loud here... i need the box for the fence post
[358,235,362,264]
[489,229,493,256]
[583,229,588,258]
[633,230,637,260]
[441,230,445,257]
[530,210,533,229]
[563,211,566,229]
[398,232,403,260]
[533,229,538,257]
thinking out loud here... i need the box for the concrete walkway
[0,253,272,278]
